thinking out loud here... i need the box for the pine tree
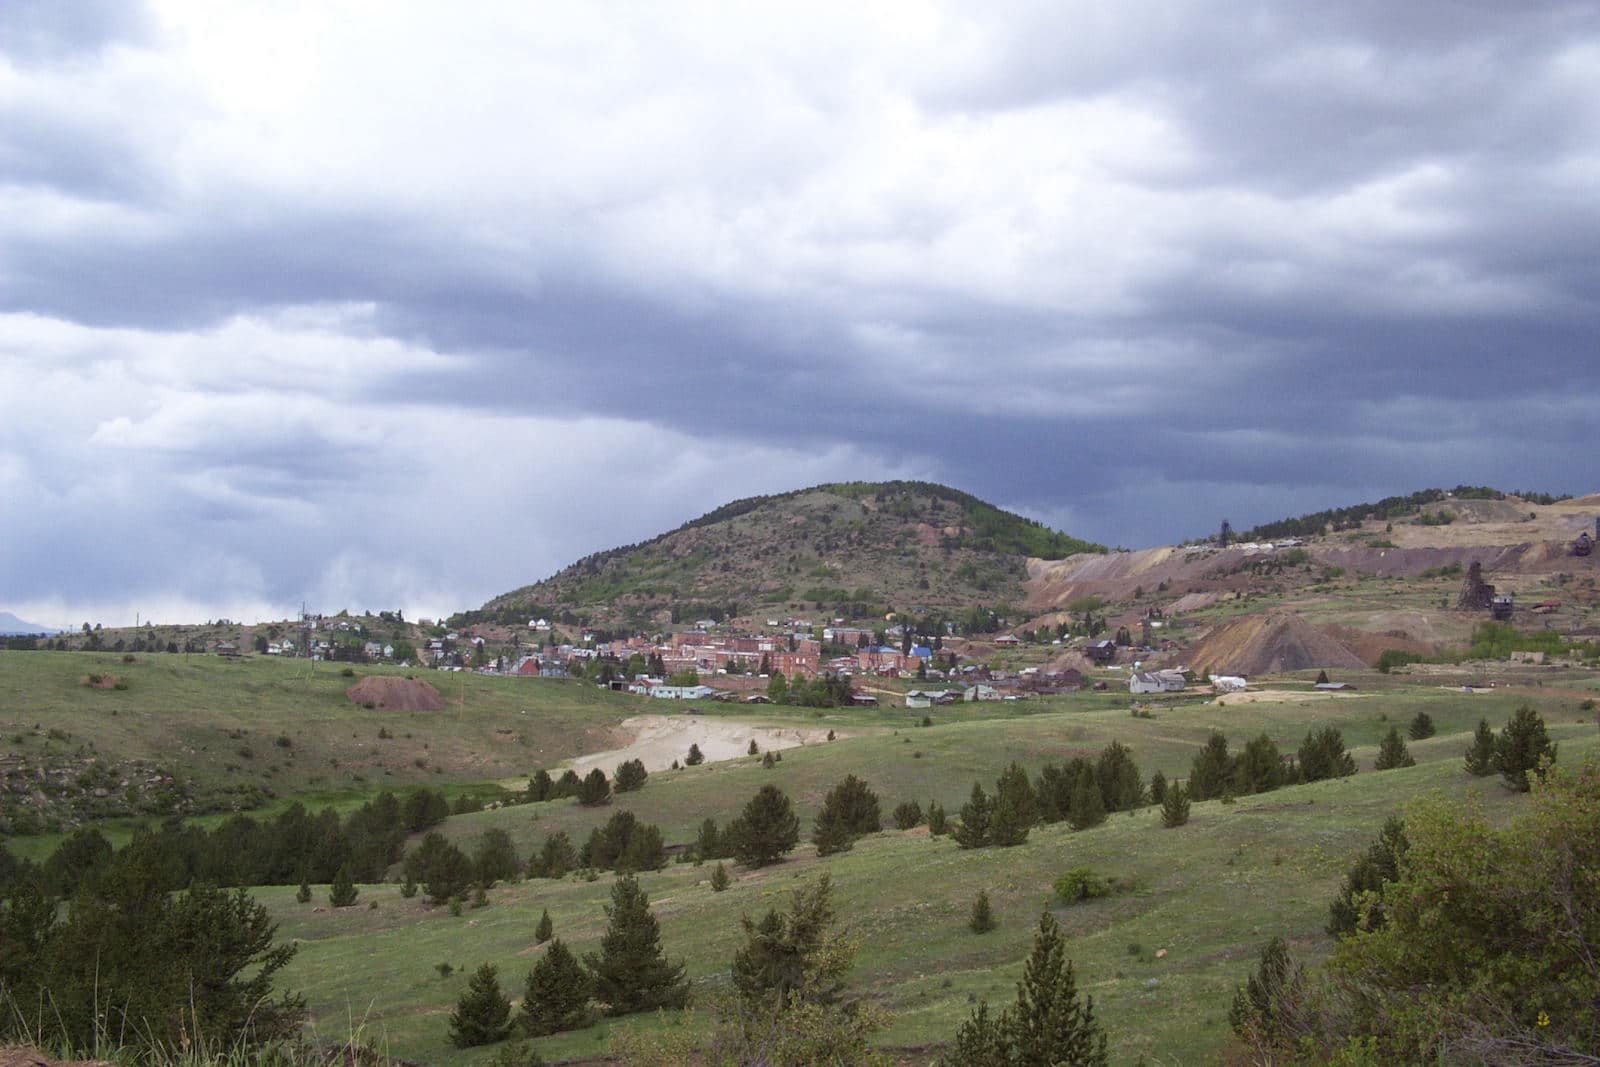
[731,875,845,1010]
[816,775,882,836]
[519,939,592,1037]
[535,908,553,944]
[1494,704,1557,791]
[1009,912,1107,1064]
[529,831,576,879]
[1374,726,1415,771]
[295,875,312,904]
[727,784,801,868]
[1189,731,1237,800]
[748,739,760,756]
[1161,781,1191,828]
[694,817,723,861]
[613,758,648,793]
[474,828,522,886]
[969,890,996,934]
[1148,770,1168,805]
[1233,734,1286,794]
[1408,711,1436,740]
[951,782,995,848]
[329,864,359,907]
[1327,816,1408,937]
[1094,741,1144,812]
[448,962,512,1047]
[1464,718,1496,776]
[709,861,730,892]
[991,763,1038,845]
[1228,937,1308,1055]
[892,800,924,829]
[1067,764,1106,831]
[927,800,948,836]
[576,768,611,806]
[812,806,855,856]
[945,913,1108,1065]
[527,768,553,802]
[685,743,705,766]
[584,874,688,1016]
[1298,726,1357,782]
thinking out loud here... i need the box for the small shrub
[1161,782,1191,827]
[709,861,730,892]
[437,962,454,978]
[341,667,355,678]
[892,800,924,829]
[1054,867,1111,903]
[969,890,997,933]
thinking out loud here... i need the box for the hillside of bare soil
[345,675,444,711]
[566,714,841,775]
[1182,613,1367,677]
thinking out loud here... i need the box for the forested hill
[466,481,1105,630]
[1237,486,1572,542]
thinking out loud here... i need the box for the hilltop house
[1085,640,1118,665]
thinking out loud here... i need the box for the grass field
[6,650,1598,1062]
[269,729,1599,1065]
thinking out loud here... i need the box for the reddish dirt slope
[1183,613,1367,677]
[346,676,444,711]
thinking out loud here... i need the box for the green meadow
[5,650,1597,1062]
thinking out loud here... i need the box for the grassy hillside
[0,651,636,843]
[467,481,1105,630]
[266,694,1600,1065]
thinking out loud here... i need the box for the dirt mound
[1186,613,1366,677]
[1325,623,1439,664]
[1044,649,1095,674]
[346,676,444,711]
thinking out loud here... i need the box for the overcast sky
[4,1,1598,628]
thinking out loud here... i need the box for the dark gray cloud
[2,3,1598,624]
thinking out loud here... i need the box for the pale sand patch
[1213,689,1363,706]
[566,714,842,776]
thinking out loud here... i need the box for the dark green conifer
[1160,781,1191,828]
[535,908,553,944]
[583,874,688,1016]
[1067,764,1106,830]
[1373,726,1415,771]
[448,962,512,1047]
[969,890,997,934]
[519,939,592,1036]
[951,782,994,848]
[329,864,358,908]
[1494,704,1556,791]
[1464,718,1496,776]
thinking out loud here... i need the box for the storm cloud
[3,1,1598,626]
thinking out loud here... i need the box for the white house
[1210,674,1248,694]
[648,684,719,701]
[1129,669,1187,695]
[964,684,1002,702]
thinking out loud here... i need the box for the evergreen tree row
[5,787,457,900]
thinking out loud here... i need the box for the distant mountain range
[0,611,59,635]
